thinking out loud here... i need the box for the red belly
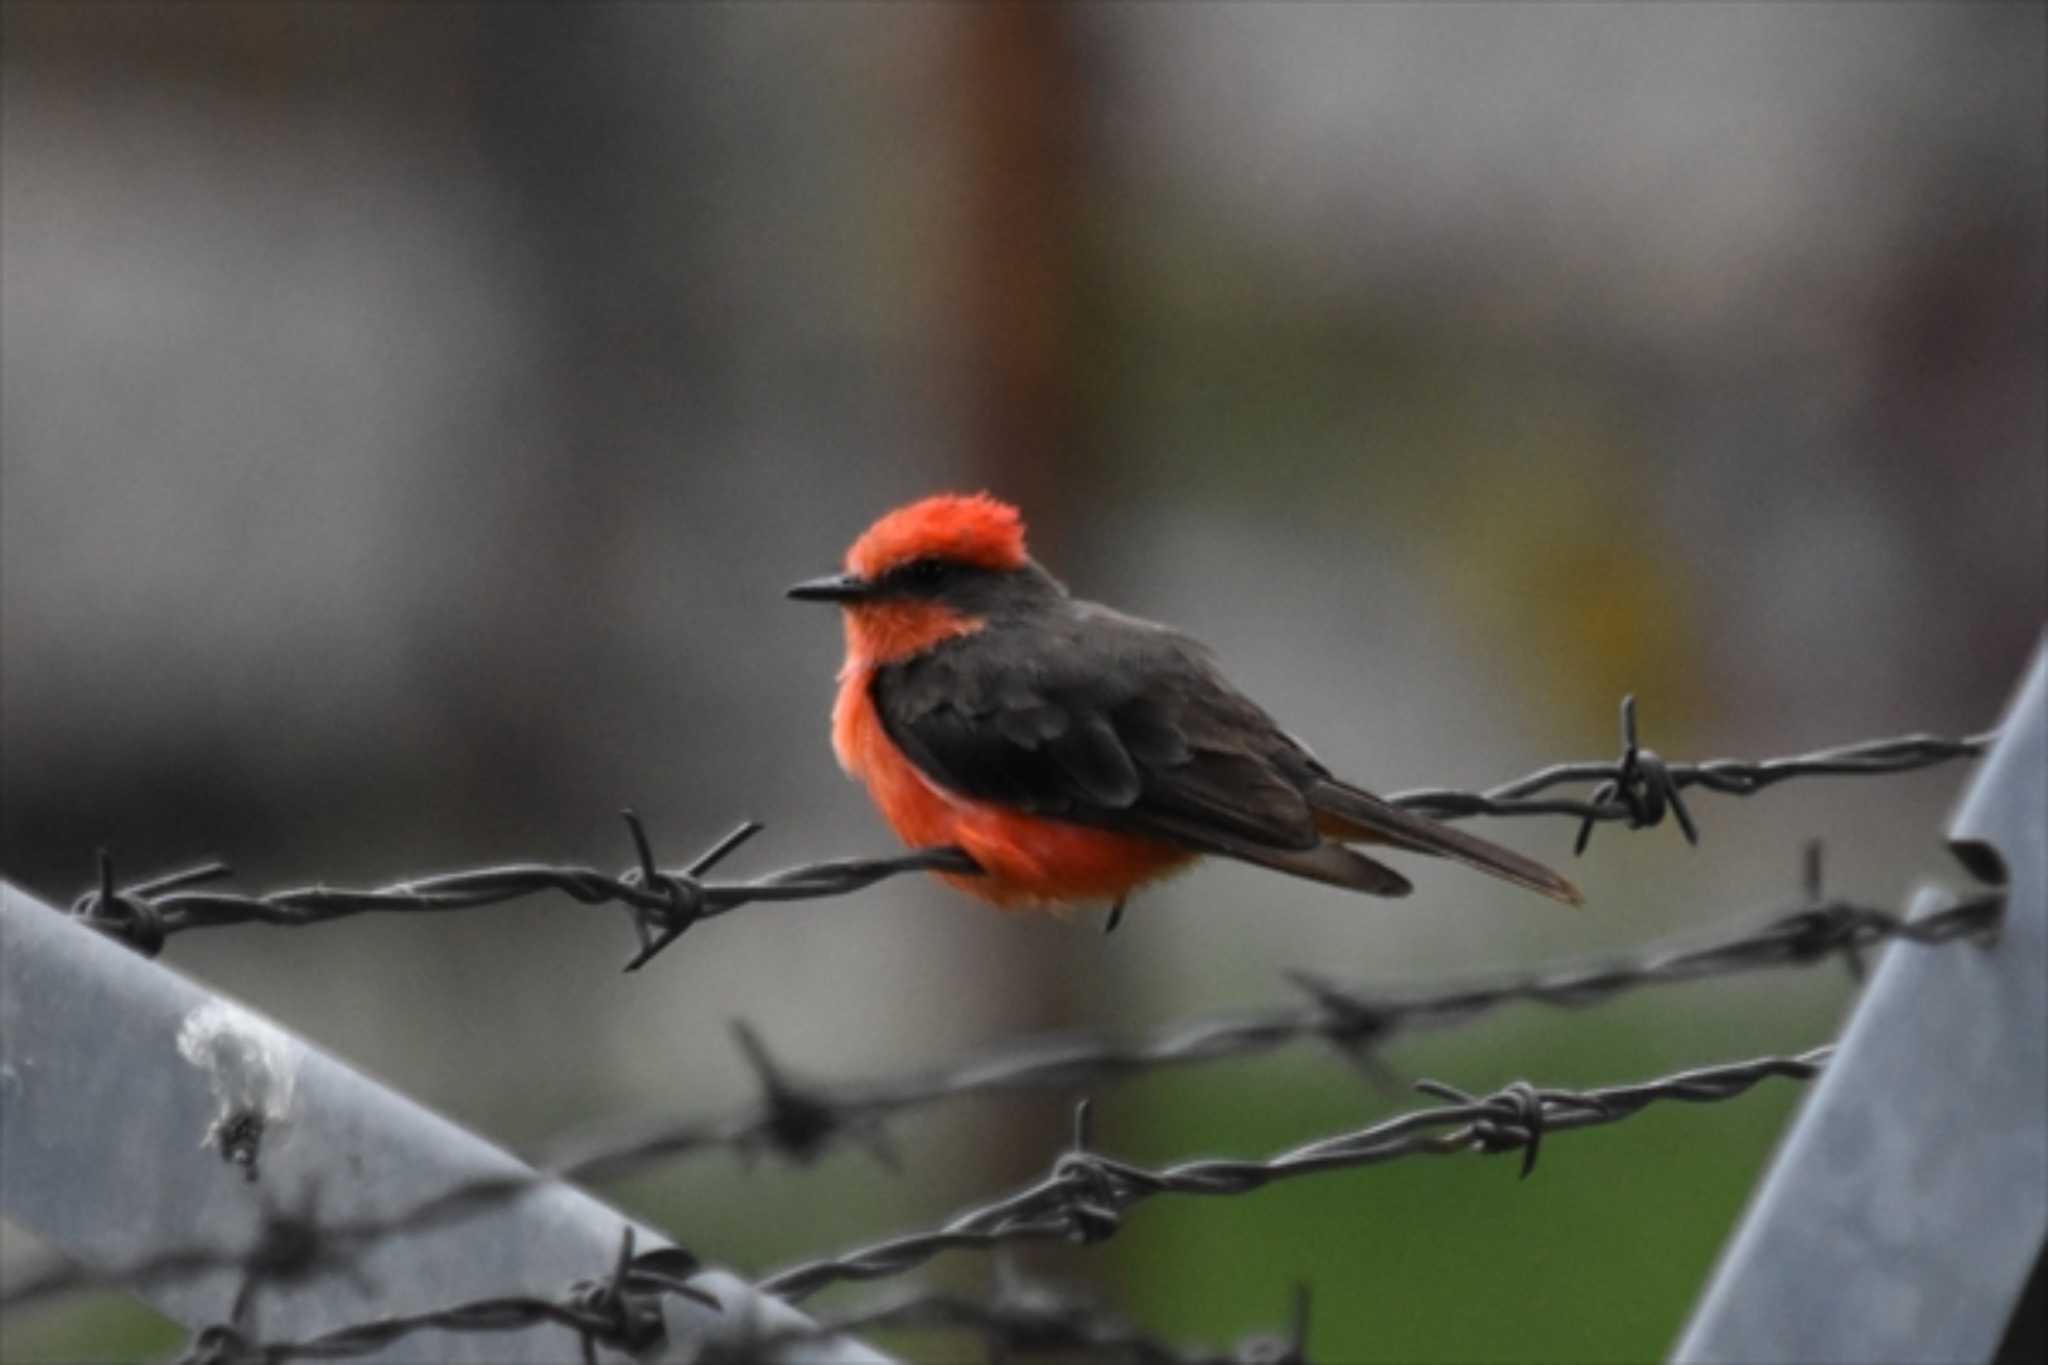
[832,672,1193,909]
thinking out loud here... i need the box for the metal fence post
[0,880,891,1364]
[1673,640,2047,1363]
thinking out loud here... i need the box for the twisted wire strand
[166,1230,704,1365]
[149,1046,1825,1362]
[67,815,974,970]
[3,881,1996,1320]
[1388,699,1990,854]
[174,1274,1309,1365]
[5,707,1996,1358]
[538,880,1996,1183]
[756,1047,1832,1300]
[62,708,1991,967]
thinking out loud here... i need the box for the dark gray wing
[871,602,1572,904]
[869,602,1324,853]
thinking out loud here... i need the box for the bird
[788,492,1581,921]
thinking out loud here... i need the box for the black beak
[787,572,873,604]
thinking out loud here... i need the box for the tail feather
[1227,839,1414,898]
[1132,807,1414,897]
[1307,779,1583,906]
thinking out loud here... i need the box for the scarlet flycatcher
[790,493,1580,914]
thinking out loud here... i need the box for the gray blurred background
[3,4,2042,1361]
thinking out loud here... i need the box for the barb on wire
[68,812,977,970]
[170,1266,1308,1365]
[1387,695,1991,853]
[537,872,1998,1183]
[5,872,1996,1322]
[62,712,1989,966]
[168,1228,711,1365]
[10,711,1995,1342]
[0,1170,562,1319]
[757,1046,1831,1300]
[93,1047,1824,1353]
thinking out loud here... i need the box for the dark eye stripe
[888,557,959,591]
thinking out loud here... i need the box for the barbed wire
[172,1261,1312,1365]
[535,854,1997,1183]
[9,706,1998,1360]
[166,1228,705,1365]
[756,1045,1833,1299]
[0,1171,554,1319]
[66,813,975,972]
[63,703,1992,971]
[4,862,1998,1320]
[1387,696,1991,855]
[44,1044,1827,1363]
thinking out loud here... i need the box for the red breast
[832,651,1191,910]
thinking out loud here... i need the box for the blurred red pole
[932,4,1111,1225]
[946,3,1085,542]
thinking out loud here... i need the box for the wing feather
[870,599,1578,906]
[871,605,1324,854]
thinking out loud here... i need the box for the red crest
[846,492,1029,580]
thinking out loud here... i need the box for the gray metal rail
[1674,641,2047,1363]
[0,879,889,1364]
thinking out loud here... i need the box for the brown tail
[1134,806,1416,897]
[1306,779,1583,906]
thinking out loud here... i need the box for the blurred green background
[3,3,2041,1362]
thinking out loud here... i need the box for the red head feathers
[846,492,1029,581]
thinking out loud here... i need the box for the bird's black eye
[899,558,953,588]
